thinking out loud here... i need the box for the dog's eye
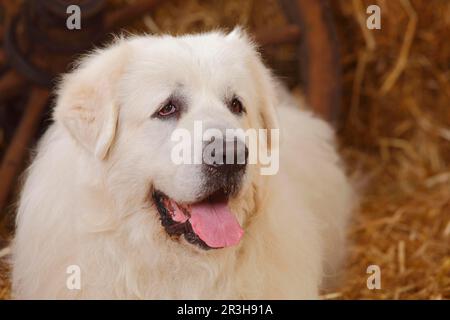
[157,102,178,117]
[230,97,245,115]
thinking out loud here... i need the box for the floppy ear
[54,43,127,160]
[58,90,119,160]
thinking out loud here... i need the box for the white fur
[11,30,355,299]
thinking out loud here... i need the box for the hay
[1,0,449,299]
[334,0,450,299]
[0,239,9,299]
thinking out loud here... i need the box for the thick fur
[11,30,355,299]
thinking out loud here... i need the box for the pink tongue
[189,202,244,248]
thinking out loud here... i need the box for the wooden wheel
[0,0,342,215]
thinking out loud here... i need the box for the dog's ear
[54,42,127,160]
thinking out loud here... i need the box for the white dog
[11,30,355,299]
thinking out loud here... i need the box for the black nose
[203,137,248,175]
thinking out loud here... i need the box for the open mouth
[152,189,244,250]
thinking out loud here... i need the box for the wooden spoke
[0,70,28,103]
[0,50,6,67]
[0,87,49,213]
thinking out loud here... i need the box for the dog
[11,29,355,299]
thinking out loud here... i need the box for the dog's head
[54,29,279,251]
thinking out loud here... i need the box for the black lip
[152,191,214,250]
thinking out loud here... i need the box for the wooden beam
[254,24,301,46]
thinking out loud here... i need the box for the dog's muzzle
[201,136,248,197]
[152,137,248,250]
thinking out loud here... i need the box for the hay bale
[0,241,10,300]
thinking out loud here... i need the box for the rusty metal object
[3,0,109,87]
[0,87,49,213]
[279,0,341,124]
[4,16,53,86]
[24,0,107,54]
